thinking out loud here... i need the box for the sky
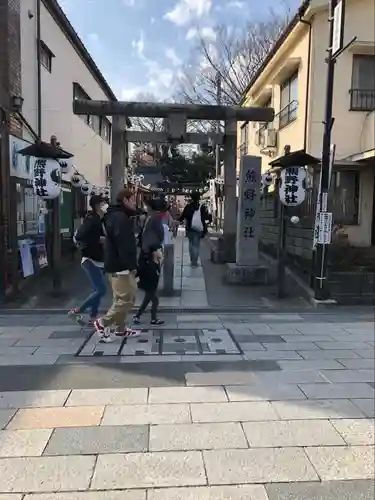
[57,0,301,101]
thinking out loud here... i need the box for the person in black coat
[94,187,140,341]
[68,194,108,326]
[133,245,164,326]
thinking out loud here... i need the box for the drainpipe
[299,10,312,152]
[36,0,42,138]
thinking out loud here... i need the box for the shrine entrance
[73,100,274,262]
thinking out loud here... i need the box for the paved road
[0,310,373,498]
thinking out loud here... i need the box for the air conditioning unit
[264,128,277,148]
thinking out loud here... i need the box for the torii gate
[73,99,274,262]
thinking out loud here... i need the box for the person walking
[68,194,108,327]
[94,188,139,342]
[179,191,212,267]
[133,245,164,326]
[141,198,167,254]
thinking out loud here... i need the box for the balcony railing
[350,89,375,111]
[278,100,298,128]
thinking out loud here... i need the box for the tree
[175,6,291,108]
[160,148,215,186]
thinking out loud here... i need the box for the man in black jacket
[94,188,140,339]
[179,191,212,267]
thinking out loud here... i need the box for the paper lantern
[71,173,84,187]
[33,158,61,199]
[102,187,110,198]
[263,173,273,187]
[81,182,92,196]
[58,157,74,175]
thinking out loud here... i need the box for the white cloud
[87,32,99,43]
[227,0,245,7]
[186,26,216,41]
[123,0,135,6]
[150,17,156,24]
[166,47,182,66]
[131,31,145,58]
[164,0,212,26]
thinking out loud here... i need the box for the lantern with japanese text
[102,187,110,198]
[33,158,61,199]
[58,157,74,175]
[279,166,306,206]
[71,173,84,187]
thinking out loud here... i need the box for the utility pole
[314,0,355,300]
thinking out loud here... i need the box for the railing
[350,89,375,111]
[278,100,298,128]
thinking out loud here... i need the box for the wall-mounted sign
[9,136,36,181]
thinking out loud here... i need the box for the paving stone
[256,370,326,384]
[225,384,306,402]
[0,429,52,457]
[0,354,59,366]
[149,386,227,404]
[272,399,366,420]
[203,447,319,484]
[266,479,375,500]
[91,451,206,489]
[235,335,285,343]
[320,370,375,383]
[23,492,146,500]
[281,335,335,342]
[316,342,371,351]
[0,495,23,500]
[305,445,375,481]
[351,399,375,417]
[177,315,219,322]
[176,354,243,362]
[7,406,104,430]
[0,410,16,429]
[0,390,70,409]
[65,388,148,406]
[243,419,345,447]
[150,422,247,451]
[263,342,321,351]
[13,339,83,348]
[0,339,19,347]
[339,359,375,369]
[148,485,269,500]
[0,455,95,493]
[49,330,89,339]
[102,403,190,425]
[331,419,375,445]
[299,382,375,399]
[242,351,302,360]
[185,371,256,386]
[298,350,361,360]
[235,343,266,351]
[277,360,345,370]
[33,346,80,355]
[44,425,148,455]
[355,349,375,359]
[191,401,279,423]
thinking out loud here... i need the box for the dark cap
[89,194,104,209]
[148,198,168,212]
[116,187,134,203]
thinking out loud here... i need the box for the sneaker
[132,316,141,325]
[115,328,140,338]
[68,309,84,324]
[99,333,113,343]
[94,318,105,334]
[151,319,164,325]
[86,318,97,329]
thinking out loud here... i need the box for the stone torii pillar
[73,100,274,260]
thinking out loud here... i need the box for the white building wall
[20,0,112,188]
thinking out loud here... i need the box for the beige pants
[102,273,137,328]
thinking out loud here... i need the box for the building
[238,0,375,303]
[239,0,375,247]
[0,0,117,297]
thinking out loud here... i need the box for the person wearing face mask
[68,194,108,327]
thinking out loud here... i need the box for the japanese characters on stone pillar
[279,167,306,207]
[236,155,262,266]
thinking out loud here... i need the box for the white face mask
[100,203,109,214]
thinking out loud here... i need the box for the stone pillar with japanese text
[226,155,268,285]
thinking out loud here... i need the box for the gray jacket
[141,215,164,253]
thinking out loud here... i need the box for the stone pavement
[0,311,374,497]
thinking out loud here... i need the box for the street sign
[279,167,306,206]
[332,0,345,57]
[317,212,333,244]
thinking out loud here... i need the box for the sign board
[279,167,306,206]
[9,136,36,181]
[317,212,333,244]
[332,0,345,56]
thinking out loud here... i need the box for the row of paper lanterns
[33,157,110,200]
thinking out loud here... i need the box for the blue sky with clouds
[58,0,301,100]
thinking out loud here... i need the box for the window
[350,55,375,111]
[73,83,112,143]
[240,122,249,155]
[40,41,54,72]
[279,72,298,128]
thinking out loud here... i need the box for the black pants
[136,289,159,319]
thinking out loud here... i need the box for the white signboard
[317,212,333,244]
[332,0,345,56]
[279,167,306,207]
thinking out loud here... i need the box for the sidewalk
[0,311,374,496]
